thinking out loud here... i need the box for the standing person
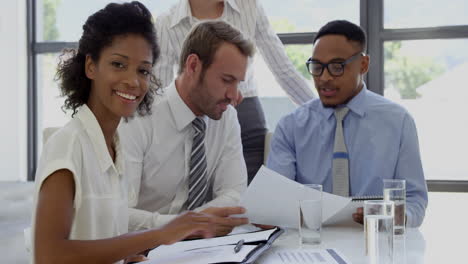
[266,20,428,227]
[155,0,315,182]
[32,3,247,264]
[120,20,255,235]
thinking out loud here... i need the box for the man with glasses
[266,20,428,227]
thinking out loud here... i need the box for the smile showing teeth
[116,91,137,101]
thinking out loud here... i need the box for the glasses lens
[311,63,323,76]
[328,63,344,76]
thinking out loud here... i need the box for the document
[239,166,352,228]
[323,200,362,226]
[148,227,277,256]
[260,248,350,264]
[142,244,257,264]
[145,227,283,264]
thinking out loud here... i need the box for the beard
[190,72,230,120]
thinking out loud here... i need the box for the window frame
[27,0,468,192]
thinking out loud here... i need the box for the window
[384,39,468,181]
[36,0,177,42]
[384,0,468,29]
[263,0,359,33]
[36,53,71,152]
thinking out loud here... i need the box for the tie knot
[192,117,206,134]
[334,107,349,122]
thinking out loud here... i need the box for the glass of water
[383,179,406,235]
[364,200,394,264]
[299,184,322,245]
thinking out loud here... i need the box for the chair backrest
[263,131,273,164]
[42,127,60,145]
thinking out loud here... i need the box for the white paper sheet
[239,166,351,228]
[260,248,350,264]
[323,200,363,226]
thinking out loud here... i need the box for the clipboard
[237,227,284,264]
[145,227,284,264]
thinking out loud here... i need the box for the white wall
[0,1,27,181]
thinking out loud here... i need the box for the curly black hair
[56,1,160,117]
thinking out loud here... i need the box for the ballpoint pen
[234,239,245,253]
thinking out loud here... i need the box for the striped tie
[332,107,350,197]
[187,117,208,210]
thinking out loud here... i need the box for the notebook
[351,195,383,202]
[143,227,284,264]
[324,196,383,226]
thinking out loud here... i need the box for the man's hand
[201,206,249,236]
[159,211,216,245]
[253,224,276,230]
[352,207,364,224]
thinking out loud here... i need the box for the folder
[144,227,284,264]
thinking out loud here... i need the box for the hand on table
[352,207,364,224]
[159,211,217,245]
[124,254,148,264]
[253,223,277,230]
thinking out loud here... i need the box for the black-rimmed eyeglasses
[305,52,364,77]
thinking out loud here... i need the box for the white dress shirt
[31,105,128,264]
[155,0,314,104]
[119,82,247,231]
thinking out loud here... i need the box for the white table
[257,192,468,264]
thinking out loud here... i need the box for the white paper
[143,244,257,264]
[260,248,350,264]
[148,228,277,257]
[324,200,363,226]
[239,166,351,228]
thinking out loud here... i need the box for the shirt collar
[167,81,206,131]
[346,82,367,118]
[225,0,240,14]
[170,0,192,28]
[76,104,124,174]
[170,0,240,28]
[320,82,368,120]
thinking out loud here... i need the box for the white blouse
[31,105,128,264]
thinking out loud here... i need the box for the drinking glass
[383,179,406,235]
[364,200,394,264]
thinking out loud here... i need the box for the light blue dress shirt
[267,84,428,227]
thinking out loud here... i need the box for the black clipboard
[229,227,284,264]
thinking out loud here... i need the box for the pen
[234,239,245,253]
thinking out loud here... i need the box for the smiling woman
[31,2,230,264]
[84,34,154,120]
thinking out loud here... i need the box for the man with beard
[266,20,428,228]
[119,21,253,236]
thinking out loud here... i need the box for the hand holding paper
[239,166,352,228]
